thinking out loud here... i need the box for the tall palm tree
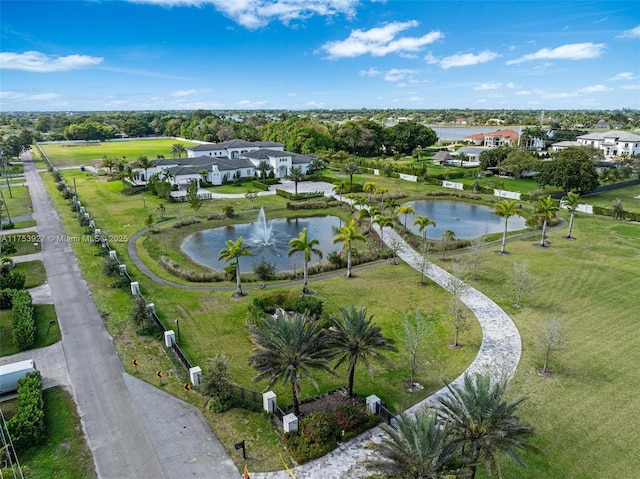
[383,197,398,216]
[366,409,459,479]
[375,187,388,209]
[436,373,541,479]
[562,191,580,239]
[218,237,253,297]
[413,215,437,252]
[135,155,154,183]
[534,196,559,247]
[342,161,360,187]
[396,204,416,228]
[171,143,186,158]
[248,313,334,417]
[328,306,397,397]
[363,181,377,203]
[286,166,304,195]
[373,214,393,246]
[288,228,323,294]
[256,159,272,181]
[493,199,521,254]
[332,219,365,278]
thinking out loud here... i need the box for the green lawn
[38,138,199,167]
[0,304,61,356]
[16,260,47,288]
[450,213,640,479]
[40,152,640,477]
[0,185,33,218]
[0,386,96,479]
[582,183,640,213]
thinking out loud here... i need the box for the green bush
[283,412,337,463]
[12,289,35,351]
[7,372,46,451]
[275,189,325,201]
[0,270,26,290]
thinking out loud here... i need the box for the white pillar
[164,330,175,347]
[189,366,202,386]
[366,395,381,415]
[263,391,277,413]
[130,282,140,295]
[283,413,299,432]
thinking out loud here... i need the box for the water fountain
[248,207,276,247]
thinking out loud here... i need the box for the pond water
[181,211,343,273]
[402,200,527,239]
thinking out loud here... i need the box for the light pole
[174,318,181,343]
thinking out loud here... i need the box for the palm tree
[436,373,541,479]
[218,237,253,297]
[413,215,437,252]
[342,162,360,187]
[286,166,304,195]
[256,159,272,181]
[308,157,324,180]
[366,409,459,479]
[288,228,323,294]
[562,192,580,239]
[332,219,365,278]
[534,196,559,247]
[333,180,350,202]
[383,198,399,216]
[102,155,115,175]
[135,155,154,184]
[363,181,377,203]
[248,313,334,417]
[375,187,388,209]
[493,199,521,254]
[328,306,397,397]
[171,143,186,158]
[396,204,416,228]
[373,215,393,246]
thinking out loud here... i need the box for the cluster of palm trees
[492,191,581,254]
[248,306,397,417]
[366,372,541,479]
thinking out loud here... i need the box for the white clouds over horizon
[129,0,359,29]
[607,72,636,81]
[169,89,206,97]
[321,21,443,59]
[617,24,640,38]
[506,42,605,65]
[0,51,103,72]
[426,50,499,69]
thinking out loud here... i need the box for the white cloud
[473,82,502,91]
[577,84,610,94]
[438,50,499,69]
[321,21,443,59]
[0,51,103,72]
[621,84,640,90]
[384,68,418,82]
[515,90,532,95]
[506,82,517,89]
[30,93,64,101]
[607,72,636,81]
[237,99,268,107]
[506,42,605,65]
[0,90,63,103]
[130,0,359,29]
[617,25,640,38]
[534,84,611,99]
[359,67,381,77]
[169,89,204,97]
[288,92,298,96]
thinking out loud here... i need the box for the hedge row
[7,371,46,451]
[251,180,271,191]
[592,205,640,221]
[11,289,35,351]
[275,189,325,201]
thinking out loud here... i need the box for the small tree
[102,256,123,287]
[399,310,433,390]
[447,261,470,348]
[202,354,235,412]
[562,191,580,239]
[534,316,568,376]
[252,258,277,282]
[439,229,456,259]
[157,203,166,219]
[245,191,258,209]
[186,180,202,213]
[612,197,624,219]
[508,261,538,308]
[468,234,486,280]
[130,295,154,334]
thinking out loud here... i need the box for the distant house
[464,129,519,148]
[593,120,610,129]
[552,130,640,158]
[134,138,318,186]
[452,147,485,165]
[432,150,457,164]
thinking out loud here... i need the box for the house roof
[464,129,519,141]
[165,166,202,176]
[454,147,488,155]
[242,148,292,159]
[577,130,640,142]
[154,158,180,166]
[432,150,455,161]
[187,139,284,151]
[552,141,581,148]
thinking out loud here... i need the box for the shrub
[202,354,235,412]
[0,270,26,290]
[252,258,277,281]
[6,371,45,451]
[283,412,338,463]
[11,290,35,351]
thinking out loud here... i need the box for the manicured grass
[449,213,640,479]
[1,386,96,479]
[582,183,640,213]
[1,235,42,256]
[16,260,47,288]
[38,139,199,167]
[0,304,61,357]
[0,185,33,218]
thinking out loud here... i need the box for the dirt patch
[294,388,359,417]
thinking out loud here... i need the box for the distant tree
[399,310,433,390]
[499,150,540,179]
[447,261,470,348]
[288,227,323,294]
[439,229,456,259]
[286,166,304,195]
[534,316,568,376]
[373,215,394,247]
[534,196,559,247]
[363,181,377,203]
[493,199,521,254]
[135,155,154,183]
[413,215,437,252]
[256,159,272,181]
[508,261,538,308]
[385,121,437,154]
[171,143,187,158]
[245,191,258,209]
[612,197,624,219]
[396,204,415,228]
[342,162,360,187]
[332,219,365,278]
[157,203,166,219]
[562,191,580,239]
[537,147,599,194]
[218,237,253,297]
[186,181,202,213]
[479,146,513,170]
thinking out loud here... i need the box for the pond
[181,210,343,273]
[402,200,527,239]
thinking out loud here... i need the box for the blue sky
[1,0,639,112]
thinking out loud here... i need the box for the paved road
[23,152,239,479]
